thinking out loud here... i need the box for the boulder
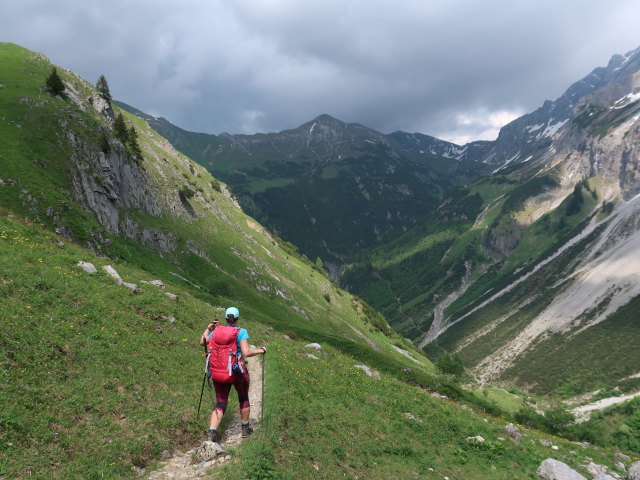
[466,436,485,442]
[304,343,322,351]
[164,292,178,301]
[103,265,122,282]
[195,441,225,462]
[536,458,587,480]
[77,261,97,275]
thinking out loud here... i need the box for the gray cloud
[2,0,639,143]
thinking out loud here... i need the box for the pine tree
[96,75,112,104]
[45,67,65,96]
[112,113,128,144]
[128,125,143,163]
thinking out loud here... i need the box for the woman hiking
[199,307,266,443]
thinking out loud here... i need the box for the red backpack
[207,325,243,383]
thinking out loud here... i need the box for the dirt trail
[146,353,264,479]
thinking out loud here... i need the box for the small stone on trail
[195,441,225,463]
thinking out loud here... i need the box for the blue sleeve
[238,328,249,342]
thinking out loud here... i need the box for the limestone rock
[162,315,176,324]
[164,292,178,301]
[616,452,630,461]
[466,435,485,442]
[586,462,609,477]
[103,265,122,282]
[304,343,322,351]
[77,261,97,275]
[122,281,138,293]
[354,364,380,379]
[505,423,522,444]
[536,458,587,480]
[195,441,225,463]
[593,474,617,480]
[627,461,640,480]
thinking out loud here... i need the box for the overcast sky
[3,1,639,144]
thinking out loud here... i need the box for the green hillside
[1,212,631,479]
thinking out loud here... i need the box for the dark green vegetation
[116,102,489,266]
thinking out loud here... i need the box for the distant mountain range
[120,45,640,396]
[114,104,491,275]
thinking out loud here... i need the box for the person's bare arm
[239,339,266,358]
[199,321,218,346]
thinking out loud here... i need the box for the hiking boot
[208,429,218,443]
[241,423,253,438]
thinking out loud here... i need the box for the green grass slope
[1,213,632,479]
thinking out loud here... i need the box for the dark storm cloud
[2,0,639,143]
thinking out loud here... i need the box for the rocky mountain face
[344,46,640,396]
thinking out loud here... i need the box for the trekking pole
[197,321,216,418]
[197,371,207,418]
[261,344,266,424]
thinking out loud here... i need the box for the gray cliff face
[68,129,180,254]
[71,136,162,235]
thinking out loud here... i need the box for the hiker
[200,307,266,442]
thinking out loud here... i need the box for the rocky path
[146,352,264,479]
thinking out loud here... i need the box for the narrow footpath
[146,352,264,479]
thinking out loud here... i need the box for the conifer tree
[45,67,65,96]
[96,75,112,104]
[112,112,128,144]
[128,125,143,163]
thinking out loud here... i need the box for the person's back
[199,307,266,443]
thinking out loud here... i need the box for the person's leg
[209,382,232,441]
[234,370,253,436]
